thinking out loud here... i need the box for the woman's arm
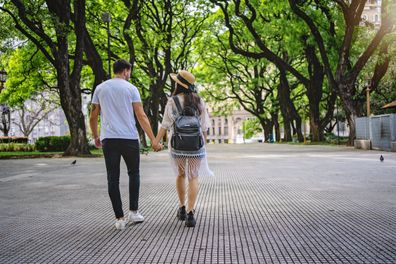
[154,127,167,146]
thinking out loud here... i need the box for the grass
[0,148,103,159]
[0,147,153,159]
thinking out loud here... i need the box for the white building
[207,107,253,144]
[8,94,91,143]
[362,0,382,27]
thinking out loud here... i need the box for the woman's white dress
[160,94,214,179]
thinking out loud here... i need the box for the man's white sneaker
[128,211,144,223]
[115,218,128,230]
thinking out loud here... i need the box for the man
[90,59,162,230]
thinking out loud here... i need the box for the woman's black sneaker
[185,211,196,227]
[177,206,186,221]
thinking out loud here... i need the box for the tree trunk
[57,73,90,156]
[279,69,303,142]
[149,84,160,136]
[294,117,304,142]
[305,44,325,142]
[283,119,292,142]
[260,119,273,143]
[308,96,324,141]
[272,112,280,142]
[346,113,357,146]
[65,110,90,155]
[309,116,322,141]
[338,81,363,145]
[135,118,147,148]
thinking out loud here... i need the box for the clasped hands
[152,140,164,152]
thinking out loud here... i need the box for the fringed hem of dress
[171,147,206,159]
[169,146,214,179]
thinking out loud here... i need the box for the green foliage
[1,0,396,146]
[370,65,396,115]
[243,118,262,139]
[0,143,35,152]
[0,137,28,143]
[0,45,56,106]
[35,136,71,152]
[324,133,349,145]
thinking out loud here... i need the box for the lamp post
[365,78,371,117]
[102,12,111,79]
[336,96,340,145]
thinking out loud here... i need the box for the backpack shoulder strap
[173,96,183,115]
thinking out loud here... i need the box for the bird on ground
[71,160,77,165]
[380,155,384,162]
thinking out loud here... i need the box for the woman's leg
[175,158,186,207]
[186,158,201,212]
[187,177,199,212]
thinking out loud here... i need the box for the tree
[122,0,209,136]
[370,59,396,115]
[209,0,336,142]
[197,30,281,142]
[1,0,90,155]
[79,0,210,146]
[13,93,59,137]
[288,0,396,144]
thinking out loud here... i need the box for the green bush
[0,143,35,152]
[35,136,70,152]
[324,133,349,144]
[0,137,28,143]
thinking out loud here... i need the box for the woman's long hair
[172,83,202,115]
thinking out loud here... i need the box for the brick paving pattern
[0,144,395,263]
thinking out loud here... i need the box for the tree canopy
[1,0,395,151]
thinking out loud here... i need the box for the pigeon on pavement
[71,160,77,165]
[380,155,384,162]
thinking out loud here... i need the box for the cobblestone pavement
[0,144,395,264]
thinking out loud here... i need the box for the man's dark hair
[113,59,132,74]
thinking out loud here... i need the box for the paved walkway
[0,144,395,263]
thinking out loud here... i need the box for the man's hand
[153,127,167,152]
[152,141,163,152]
[94,137,102,148]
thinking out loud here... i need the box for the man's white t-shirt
[92,78,141,140]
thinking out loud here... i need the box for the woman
[154,70,212,227]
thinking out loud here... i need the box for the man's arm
[89,103,102,148]
[133,102,162,151]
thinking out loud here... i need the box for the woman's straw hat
[170,70,196,90]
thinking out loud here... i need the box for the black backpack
[171,96,204,151]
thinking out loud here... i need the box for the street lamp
[365,78,371,117]
[0,69,7,92]
[102,12,111,79]
[336,96,340,145]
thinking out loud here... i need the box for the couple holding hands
[90,59,212,230]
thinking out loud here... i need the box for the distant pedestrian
[90,59,162,230]
[154,70,213,227]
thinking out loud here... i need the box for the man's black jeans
[102,139,140,219]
